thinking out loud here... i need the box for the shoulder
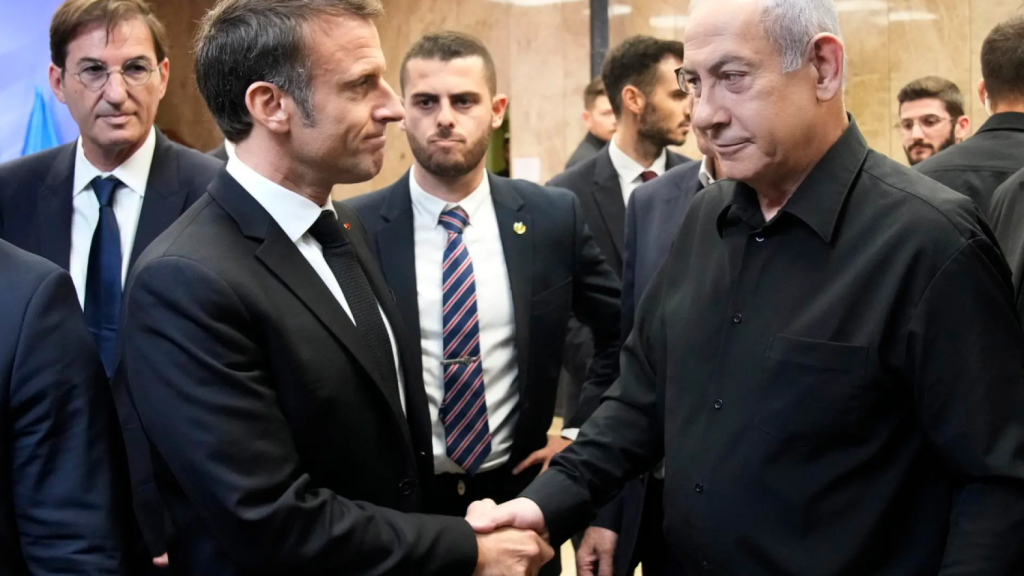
[547,154,598,190]
[634,161,700,204]
[166,140,224,186]
[0,143,71,183]
[497,176,577,210]
[343,184,392,217]
[0,239,66,304]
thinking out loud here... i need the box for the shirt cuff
[560,428,580,441]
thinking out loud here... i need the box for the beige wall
[148,0,1024,196]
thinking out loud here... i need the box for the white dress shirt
[225,156,405,412]
[608,136,668,205]
[69,127,155,307]
[699,155,718,187]
[410,166,520,475]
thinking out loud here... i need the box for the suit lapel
[490,176,532,394]
[36,143,76,270]
[666,150,688,171]
[130,131,191,272]
[592,150,626,261]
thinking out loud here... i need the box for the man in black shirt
[566,78,617,169]
[915,15,1024,216]
[465,0,1024,573]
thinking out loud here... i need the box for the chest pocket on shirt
[756,334,869,446]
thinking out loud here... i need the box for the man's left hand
[513,434,572,475]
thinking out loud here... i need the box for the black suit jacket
[0,240,123,576]
[0,129,223,561]
[915,112,1024,217]
[346,173,621,469]
[565,133,607,169]
[118,170,477,575]
[547,147,688,399]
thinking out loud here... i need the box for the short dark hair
[400,31,497,96]
[50,0,169,69]
[982,15,1024,106]
[583,77,607,110]
[897,76,965,118]
[601,35,685,118]
[194,0,384,143]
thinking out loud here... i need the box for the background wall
[134,0,1023,197]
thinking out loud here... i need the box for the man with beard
[916,16,1024,217]
[346,31,623,576]
[897,77,970,166]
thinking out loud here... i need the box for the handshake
[466,498,553,576]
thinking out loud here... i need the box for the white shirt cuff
[560,428,580,441]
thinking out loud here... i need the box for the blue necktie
[439,207,492,474]
[84,176,122,376]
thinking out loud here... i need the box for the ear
[156,58,170,101]
[245,82,292,135]
[978,79,988,108]
[48,63,67,104]
[809,33,844,102]
[621,85,645,116]
[955,115,971,141]
[491,93,509,130]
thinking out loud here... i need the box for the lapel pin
[513,222,526,235]
[343,222,351,230]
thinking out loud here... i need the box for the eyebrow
[73,55,153,67]
[409,91,482,101]
[683,55,754,77]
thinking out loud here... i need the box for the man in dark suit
[0,0,219,568]
[579,137,719,576]
[347,32,621,576]
[566,78,616,169]
[0,239,124,576]
[548,36,690,472]
[470,1,1024,573]
[119,3,552,575]
[916,15,1024,216]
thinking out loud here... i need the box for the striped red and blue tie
[439,206,492,474]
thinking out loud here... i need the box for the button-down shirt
[698,155,717,188]
[69,127,155,307]
[409,166,519,474]
[226,156,405,411]
[608,137,667,205]
[527,120,1024,575]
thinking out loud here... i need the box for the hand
[473,527,555,576]
[466,498,547,540]
[576,527,618,576]
[152,553,169,567]
[513,434,572,475]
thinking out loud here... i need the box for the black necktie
[307,211,398,387]
[84,176,122,376]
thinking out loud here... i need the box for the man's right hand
[473,527,555,576]
[466,498,548,538]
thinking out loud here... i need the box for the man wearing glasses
[916,16,1024,217]
[895,76,970,167]
[0,0,220,572]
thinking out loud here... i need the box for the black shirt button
[399,479,415,495]
[713,399,724,410]
[732,313,743,324]
[695,483,704,493]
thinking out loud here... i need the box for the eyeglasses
[674,66,693,95]
[896,115,956,134]
[67,61,157,92]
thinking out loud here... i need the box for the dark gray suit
[566,133,607,169]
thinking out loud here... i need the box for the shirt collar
[409,164,492,228]
[608,137,668,184]
[73,127,156,198]
[225,155,336,243]
[976,111,1024,135]
[698,155,717,188]
[715,117,869,243]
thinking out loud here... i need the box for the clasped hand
[465,498,553,576]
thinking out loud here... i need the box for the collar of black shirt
[715,117,869,244]
[976,111,1024,135]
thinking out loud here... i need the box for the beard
[408,125,493,179]
[637,102,686,149]
[905,125,957,165]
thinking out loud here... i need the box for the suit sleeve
[123,257,478,575]
[11,269,123,576]
[522,244,666,544]
[898,237,1024,575]
[565,193,622,429]
[989,174,1024,318]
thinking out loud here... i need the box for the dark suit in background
[0,129,222,563]
[120,171,477,575]
[547,148,688,423]
[347,174,622,512]
[566,133,607,169]
[990,166,1024,318]
[207,144,229,162]
[915,112,1024,216]
[0,240,123,576]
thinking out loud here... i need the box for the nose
[691,89,723,135]
[910,121,926,139]
[435,100,456,129]
[374,79,404,125]
[102,71,128,105]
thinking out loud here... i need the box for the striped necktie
[439,206,492,474]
